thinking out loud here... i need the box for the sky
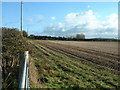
[2,2,118,38]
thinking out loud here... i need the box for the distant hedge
[29,34,119,42]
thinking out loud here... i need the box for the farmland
[2,28,119,89]
[49,41,118,55]
[34,40,119,72]
[29,40,119,88]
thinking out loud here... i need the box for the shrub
[2,27,28,89]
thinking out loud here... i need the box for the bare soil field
[50,41,119,55]
[34,40,119,72]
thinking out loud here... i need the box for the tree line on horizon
[29,33,88,40]
[1,27,119,41]
[29,34,119,41]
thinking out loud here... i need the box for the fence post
[19,51,30,89]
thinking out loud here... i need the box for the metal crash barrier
[19,51,30,89]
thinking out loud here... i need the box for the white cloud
[51,16,56,20]
[62,28,66,32]
[34,15,45,22]
[42,10,118,38]
[23,23,35,27]
[106,13,118,29]
[64,10,99,29]
[87,5,91,8]
[0,16,2,19]
[25,19,33,22]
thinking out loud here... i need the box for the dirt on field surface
[50,41,119,55]
[34,40,119,73]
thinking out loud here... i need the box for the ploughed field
[29,40,119,88]
[35,40,119,72]
[50,41,118,55]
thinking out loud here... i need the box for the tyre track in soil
[67,46,119,62]
[35,40,119,72]
[38,41,119,62]
[49,41,119,61]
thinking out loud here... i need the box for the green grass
[29,40,119,89]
